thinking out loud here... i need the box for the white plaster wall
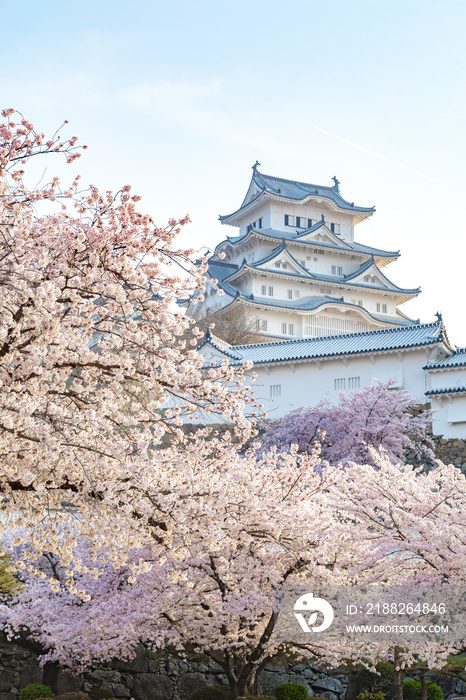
[429,395,466,439]
[196,342,464,439]
[244,348,429,419]
[266,203,355,239]
[429,367,466,390]
[425,366,466,438]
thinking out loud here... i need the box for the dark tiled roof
[211,320,444,365]
[197,330,243,360]
[425,386,466,396]
[219,170,375,221]
[424,351,466,370]
[216,254,419,296]
[220,227,399,259]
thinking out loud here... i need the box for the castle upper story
[219,162,375,243]
[186,165,420,341]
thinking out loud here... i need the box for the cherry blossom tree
[5,449,466,699]
[1,446,377,698]
[260,379,434,466]
[331,452,466,586]
[0,108,262,573]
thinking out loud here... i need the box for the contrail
[312,125,459,193]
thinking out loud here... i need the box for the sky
[2,0,466,343]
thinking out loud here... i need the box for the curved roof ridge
[198,330,244,360]
[256,170,374,211]
[229,314,438,352]
[216,229,400,259]
[235,294,416,327]
[220,169,375,223]
[344,257,421,294]
[250,242,311,276]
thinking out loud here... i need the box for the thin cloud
[312,125,460,193]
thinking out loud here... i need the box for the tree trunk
[43,661,60,693]
[345,670,361,700]
[393,648,403,700]
[229,677,249,700]
[421,672,428,700]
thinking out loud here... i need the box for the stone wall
[2,641,466,700]
[433,435,466,469]
[0,641,351,700]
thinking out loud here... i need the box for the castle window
[257,319,268,331]
[376,303,381,312]
[348,377,361,390]
[274,262,281,268]
[268,286,274,296]
[270,384,281,399]
[330,223,341,235]
[258,218,262,228]
[281,323,287,334]
[382,304,387,313]
[364,276,369,282]
[261,285,267,295]
[308,218,313,228]
[331,265,343,276]
[296,217,301,228]
[358,300,363,307]
[287,290,293,299]
[285,215,295,226]
[335,378,346,391]
[288,323,294,335]
[294,290,300,298]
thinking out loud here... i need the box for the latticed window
[304,315,368,337]
[348,376,361,390]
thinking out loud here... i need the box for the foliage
[192,305,265,345]
[260,379,434,465]
[185,687,230,700]
[0,551,22,597]
[358,691,385,700]
[274,683,308,700]
[19,685,55,700]
[358,663,394,700]
[403,681,443,700]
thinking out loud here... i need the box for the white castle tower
[193,163,420,340]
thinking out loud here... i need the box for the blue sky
[2,1,466,342]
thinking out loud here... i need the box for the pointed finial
[321,213,325,223]
[332,176,340,192]
[252,160,261,174]
[435,311,443,323]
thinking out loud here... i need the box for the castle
[187,164,466,439]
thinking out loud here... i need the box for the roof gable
[220,167,375,226]
[197,331,243,362]
[296,221,350,247]
[346,258,412,293]
[253,244,309,276]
